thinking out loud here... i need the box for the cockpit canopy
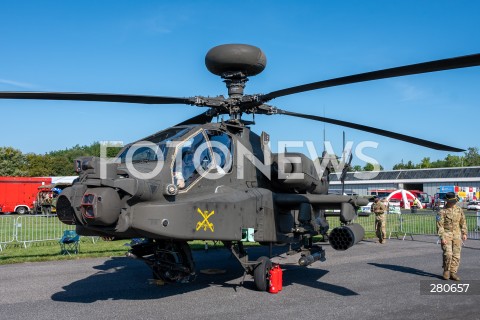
[117,126,234,192]
[118,127,190,163]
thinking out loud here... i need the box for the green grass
[0,238,249,265]
[0,238,128,265]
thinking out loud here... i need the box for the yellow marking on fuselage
[196,208,215,232]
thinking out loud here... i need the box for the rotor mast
[222,71,248,98]
[222,71,248,121]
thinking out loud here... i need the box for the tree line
[344,147,479,172]
[392,147,480,170]
[0,143,121,176]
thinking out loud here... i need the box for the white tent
[386,189,419,209]
[51,176,78,184]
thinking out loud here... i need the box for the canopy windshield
[118,127,190,163]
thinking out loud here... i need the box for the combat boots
[450,273,460,281]
[443,270,450,280]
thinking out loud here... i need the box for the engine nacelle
[271,153,328,194]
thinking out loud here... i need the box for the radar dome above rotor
[205,44,267,77]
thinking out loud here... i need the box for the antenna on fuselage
[340,131,353,195]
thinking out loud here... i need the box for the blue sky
[0,1,478,169]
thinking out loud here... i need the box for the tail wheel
[254,256,272,291]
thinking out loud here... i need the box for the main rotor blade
[0,91,193,105]
[261,54,480,101]
[275,109,464,152]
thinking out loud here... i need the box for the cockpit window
[206,130,233,173]
[173,130,213,190]
[118,127,190,163]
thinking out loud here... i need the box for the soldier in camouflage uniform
[371,196,387,244]
[436,192,468,281]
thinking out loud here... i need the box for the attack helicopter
[0,44,478,291]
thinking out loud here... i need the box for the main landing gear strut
[128,239,196,283]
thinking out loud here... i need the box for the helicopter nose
[79,188,122,226]
[57,187,122,226]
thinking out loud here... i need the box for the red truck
[0,177,52,214]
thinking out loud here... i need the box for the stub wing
[274,193,369,223]
[273,193,368,207]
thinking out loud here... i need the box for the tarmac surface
[0,236,479,320]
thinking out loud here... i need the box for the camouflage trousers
[375,214,386,241]
[441,236,462,273]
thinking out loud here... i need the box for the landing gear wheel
[144,240,196,283]
[254,256,272,291]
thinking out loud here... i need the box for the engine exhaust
[329,223,365,251]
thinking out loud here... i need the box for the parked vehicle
[433,186,479,209]
[406,190,430,209]
[359,199,400,214]
[35,183,68,214]
[433,192,448,210]
[467,201,480,211]
[0,177,52,214]
[368,189,396,199]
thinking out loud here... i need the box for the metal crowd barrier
[0,215,75,249]
[16,215,75,248]
[0,216,16,251]
[1,212,479,250]
[393,213,480,241]
[327,211,480,241]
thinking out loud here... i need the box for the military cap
[445,192,458,203]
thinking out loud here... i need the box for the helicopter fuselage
[57,122,366,244]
